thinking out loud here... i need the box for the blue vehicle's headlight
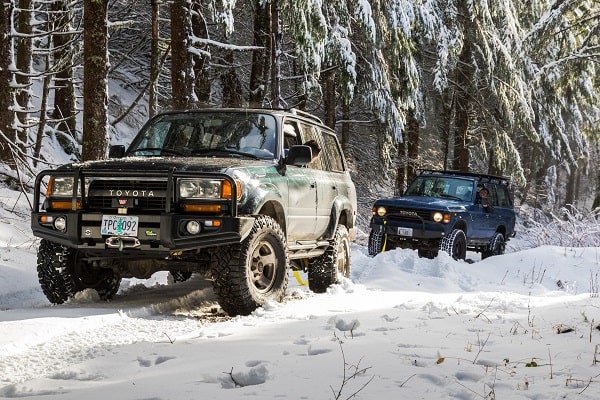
[372,206,387,217]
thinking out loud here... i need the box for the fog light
[186,220,201,235]
[54,216,67,231]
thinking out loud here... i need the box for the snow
[2,185,600,399]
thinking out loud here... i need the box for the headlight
[179,179,242,200]
[372,206,387,217]
[432,212,451,223]
[47,176,75,196]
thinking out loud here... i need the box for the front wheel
[439,229,467,260]
[368,228,384,256]
[481,232,505,260]
[210,215,288,316]
[308,225,351,293]
[37,239,121,304]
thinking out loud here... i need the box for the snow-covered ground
[2,185,600,399]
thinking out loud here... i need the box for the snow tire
[210,215,288,316]
[308,225,351,293]
[439,229,467,260]
[368,228,384,256]
[37,239,121,304]
[481,232,505,260]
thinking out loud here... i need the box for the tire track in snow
[0,310,200,384]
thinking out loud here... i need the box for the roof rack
[417,169,511,186]
[287,108,323,124]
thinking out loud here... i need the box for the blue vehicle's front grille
[386,207,431,221]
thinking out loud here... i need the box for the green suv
[31,108,357,315]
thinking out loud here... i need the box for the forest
[0,0,599,228]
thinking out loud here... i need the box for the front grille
[87,179,171,212]
[386,207,430,221]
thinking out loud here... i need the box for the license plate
[397,227,413,237]
[101,215,139,236]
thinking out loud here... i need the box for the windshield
[405,176,475,202]
[127,112,277,159]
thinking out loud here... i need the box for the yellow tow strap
[381,220,387,252]
[293,270,308,286]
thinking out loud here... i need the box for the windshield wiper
[190,148,260,159]
[127,147,185,156]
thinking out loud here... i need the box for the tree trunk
[0,1,15,167]
[340,102,350,156]
[453,7,474,172]
[171,0,193,110]
[15,0,31,149]
[51,1,76,137]
[396,109,419,194]
[221,51,243,107]
[191,3,210,106]
[81,0,109,161]
[149,0,160,117]
[270,0,281,108]
[34,54,52,167]
[322,67,336,129]
[249,0,269,107]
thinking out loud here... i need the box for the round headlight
[54,216,67,231]
[377,206,387,217]
[432,212,443,222]
[185,220,201,235]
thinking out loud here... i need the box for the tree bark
[170,0,193,110]
[269,0,281,108]
[0,1,15,167]
[51,1,76,137]
[15,0,31,148]
[149,0,160,117]
[322,67,336,129]
[191,3,210,106]
[249,0,269,107]
[81,0,109,161]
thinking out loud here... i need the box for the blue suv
[368,170,516,260]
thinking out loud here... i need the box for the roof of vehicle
[161,107,331,132]
[417,169,510,186]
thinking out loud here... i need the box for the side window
[283,120,300,156]
[496,185,511,207]
[298,123,325,170]
[320,131,345,172]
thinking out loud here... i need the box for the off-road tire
[368,229,384,256]
[308,225,351,293]
[37,239,121,303]
[210,215,288,316]
[170,271,193,282]
[439,229,467,260]
[481,232,505,260]
[37,239,76,304]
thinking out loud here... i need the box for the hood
[375,196,469,210]
[60,156,275,174]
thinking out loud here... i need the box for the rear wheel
[368,228,384,256]
[481,232,505,260]
[210,216,288,316]
[308,225,351,293]
[439,229,467,260]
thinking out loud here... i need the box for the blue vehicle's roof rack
[417,169,511,186]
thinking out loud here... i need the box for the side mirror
[108,145,126,158]
[285,145,312,167]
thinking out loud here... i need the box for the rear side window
[320,131,345,172]
[495,185,512,207]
